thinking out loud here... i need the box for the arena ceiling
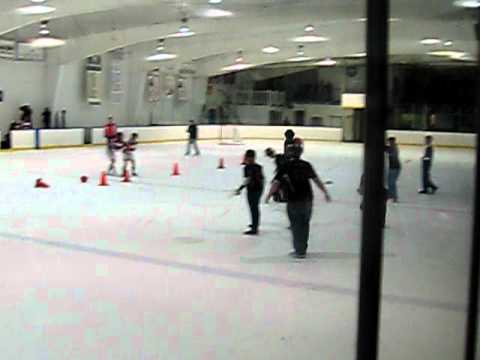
[0,0,477,74]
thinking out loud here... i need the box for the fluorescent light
[292,35,328,43]
[30,37,65,48]
[146,53,177,61]
[167,31,196,38]
[209,0,223,3]
[427,50,466,57]
[315,58,337,66]
[420,38,442,45]
[222,63,254,71]
[16,4,56,15]
[287,56,313,62]
[203,8,233,17]
[454,0,480,7]
[355,17,401,22]
[444,40,453,47]
[262,46,280,54]
[304,24,315,32]
[347,52,366,58]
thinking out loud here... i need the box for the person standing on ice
[265,147,288,202]
[104,116,119,175]
[123,133,139,177]
[284,129,295,155]
[418,135,438,194]
[385,137,401,202]
[266,138,331,259]
[185,120,200,156]
[235,150,265,235]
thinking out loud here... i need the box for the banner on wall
[0,39,15,60]
[86,55,103,105]
[146,68,161,103]
[164,71,176,98]
[110,49,124,104]
[16,43,45,62]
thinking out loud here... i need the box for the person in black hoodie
[418,135,438,194]
[185,120,200,156]
[284,129,295,155]
[265,147,287,202]
[235,150,265,235]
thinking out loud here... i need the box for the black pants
[287,201,313,255]
[247,190,263,231]
[422,160,437,192]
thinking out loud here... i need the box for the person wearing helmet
[266,138,331,258]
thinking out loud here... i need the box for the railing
[232,90,286,106]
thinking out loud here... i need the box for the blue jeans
[287,201,313,255]
[387,168,401,201]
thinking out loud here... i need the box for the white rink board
[10,130,36,149]
[387,130,476,148]
[39,129,85,148]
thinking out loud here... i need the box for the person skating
[104,116,118,175]
[107,132,125,176]
[418,135,438,194]
[123,133,139,177]
[266,138,331,258]
[385,137,401,202]
[235,150,265,235]
[185,120,200,156]
[284,129,295,155]
[265,147,287,202]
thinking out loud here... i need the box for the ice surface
[0,140,474,359]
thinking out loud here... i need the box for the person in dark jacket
[418,135,438,194]
[385,137,401,202]
[265,147,287,202]
[235,150,265,235]
[284,129,295,155]
[42,108,52,129]
[185,120,200,156]
[266,138,331,258]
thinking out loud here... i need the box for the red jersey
[105,122,117,139]
[123,140,138,154]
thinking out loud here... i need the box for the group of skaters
[235,129,332,259]
[236,131,439,259]
[104,116,139,177]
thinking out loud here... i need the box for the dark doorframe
[464,8,480,360]
[355,0,389,359]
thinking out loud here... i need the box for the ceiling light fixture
[146,39,178,61]
[203,8,233,17]
[30,20,65,48]
[287,45,313,62]
[222,50,254,72]
[346,52,367,58]
[292,25,329,43]
[454,0,480,8]
[427,50,467,58]
[304,24,315,32]
[315,58,337,66]
[208,0,223,3]
[262,45,280,54]
[444,40,454,47]
[168,17,196,38]
[355,17,401,22]
[420,38,442,45]
[16,0,56,15]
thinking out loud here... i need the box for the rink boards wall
[6,126,476,150]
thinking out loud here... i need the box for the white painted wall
[50,47,208,129]
[0,59,48,133]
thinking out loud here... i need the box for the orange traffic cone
[218,158,226,170]
[99,171,109,186]
[172,162,180,176]
[122,169,131,183]
[35,178,50,188]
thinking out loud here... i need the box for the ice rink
[0,140,474,360]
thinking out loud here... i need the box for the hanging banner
[86,55,103,105]
[164,72,176,98]
[0,39,15,60]
[110,49,124,104]
[146,68,161,103]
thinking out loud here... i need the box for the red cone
[35,178,50,188]
[172,162,180,176]
[99,172,109,186]
[122,169,131,183]
[218,158,226,170]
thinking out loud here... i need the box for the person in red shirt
[107,132,125,176]
[104,116,119,175]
